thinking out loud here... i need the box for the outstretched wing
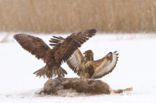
[49,29,96,64]
[66,49,83,75]
[91,51,119,79]
[49,36,83,75]
[14,34,50,62]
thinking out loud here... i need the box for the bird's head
[83,50,94,60]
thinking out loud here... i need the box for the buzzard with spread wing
[50,36,119,79]
[14,29,96,78]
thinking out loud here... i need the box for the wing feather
[67,49,83,75]
[14,34,50,62]
[50,29,96,63]
[91,51,119,79]
[49,35,84,75]
[49,36,64,46]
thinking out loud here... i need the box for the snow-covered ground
[0,32,156,103]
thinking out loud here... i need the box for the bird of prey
[50,37,119,79]
[14,29,96,78]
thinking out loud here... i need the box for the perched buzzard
[50,37,119,79]
[14,29,96,78]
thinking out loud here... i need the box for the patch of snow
[0,32,156,103]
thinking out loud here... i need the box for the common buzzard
[50,36,119,79]
[14,29,96,78]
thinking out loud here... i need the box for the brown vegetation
[0,0,156,33]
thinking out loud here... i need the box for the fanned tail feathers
[33,66,67,78]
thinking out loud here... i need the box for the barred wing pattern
[91,51,119,79]
[66,49,83,75]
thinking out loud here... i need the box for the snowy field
[0,32,156,103]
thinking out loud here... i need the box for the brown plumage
[68,50,119,79]
[14,29,96,78]
[50,37,119,79]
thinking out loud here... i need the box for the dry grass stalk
[0,0,156,33]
